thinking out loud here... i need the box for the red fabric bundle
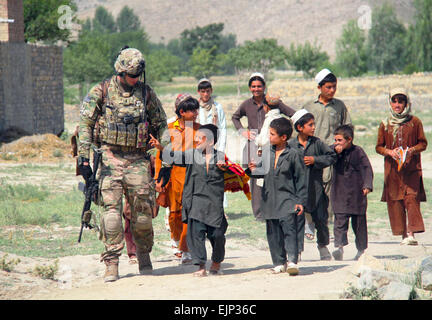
[223,155,251,200]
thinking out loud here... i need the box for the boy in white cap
[232,72,295,221]
[288,109,337,260]
[302,69,351,231]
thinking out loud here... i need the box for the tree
[285,41,330,77]
[23,0,77,43]
[335,20,368,77]
[367,3,407,74]
[146,50,181,83]
[63,32,112,101]
[188,47,218,79]
[180,23,235,56]
[63,6,150,101]
[92,6,117,34]
[116,6,141,33]
[407,0,432,71]
[227,38,286,94]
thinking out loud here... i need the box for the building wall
[0,0,25,42]
[0,42,64,136]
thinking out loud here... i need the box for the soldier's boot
[104,260,119,282]
[137,250,152,275]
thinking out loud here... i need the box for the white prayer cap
[315,68,332,85]
[249,72,265,81]
[198,78,211,86]
[291,109,310,126]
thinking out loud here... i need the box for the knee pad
[101,211,123,242]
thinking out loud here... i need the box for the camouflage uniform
[78,48,168,276]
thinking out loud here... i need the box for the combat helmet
[114,47,145,77]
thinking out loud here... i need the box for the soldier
[77,47,168,282]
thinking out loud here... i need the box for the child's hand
[155,179,165,193]
[216,160,228,171]
[294,204,304,216]
[149,134,163,150]
[362,188,371,196]
[387,148,400,160]
[304,156,315,166]
[334,145,343,154]
[248,161,257,171]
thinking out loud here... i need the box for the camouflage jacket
[78,75,168,159]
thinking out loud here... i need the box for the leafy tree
[285,41,330,77]
[92,6,117,34]
[146,49,181,82]
[335,20,368,77]
[181,23,224,55]
[188,47,218,79]
[166,38,190,72]
[23,0,77,43]
[116,6,141,33]
[406,0,432,71]
[63,32,112,101]
[63,6,150,101]
[180,23,236,56]
[367,3,407,74]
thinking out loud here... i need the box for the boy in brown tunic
[375,88,427,245]
[331,125,373,261]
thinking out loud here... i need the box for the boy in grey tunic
[288,110,337,260]
[247,118,307,275]
[157,124,228,277]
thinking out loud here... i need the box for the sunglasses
[127,73,142,79]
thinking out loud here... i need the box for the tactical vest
[99,77,149,148]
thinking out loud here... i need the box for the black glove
[78,157,92,181]
[157,167,172,188]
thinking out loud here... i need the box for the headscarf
[383,88,412,142]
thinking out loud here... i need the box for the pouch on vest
[116,123,127,146]
[105,122,117,145]
[136,122,148,148]
[126,123,137,147]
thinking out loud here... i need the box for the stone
[352,254,385,277]
[379,282,413,300]
[357,267,416,290]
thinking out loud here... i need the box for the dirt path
[0,219,425,301]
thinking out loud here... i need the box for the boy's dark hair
[198,81,212,91]
[269,118,293,140]
[318,73,337,87]
[198,123,218,144]
[294,113,315,132]
[248,76,266,87]
[175,97,199,117]
[391,93,407,104]
[334,124,354,141]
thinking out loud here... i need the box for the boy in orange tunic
[155,94,201,263]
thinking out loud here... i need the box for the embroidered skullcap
[175,93,193,109]
[291,109,310,126]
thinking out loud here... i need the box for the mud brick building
[0,0,64,138]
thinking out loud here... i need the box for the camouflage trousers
[98,145,155,263]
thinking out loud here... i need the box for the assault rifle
[77,149,102,243]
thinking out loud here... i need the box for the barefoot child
[151,123,229,276]
[331,125,373,260]
[288,110,336,260]
[247,118,307,275]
